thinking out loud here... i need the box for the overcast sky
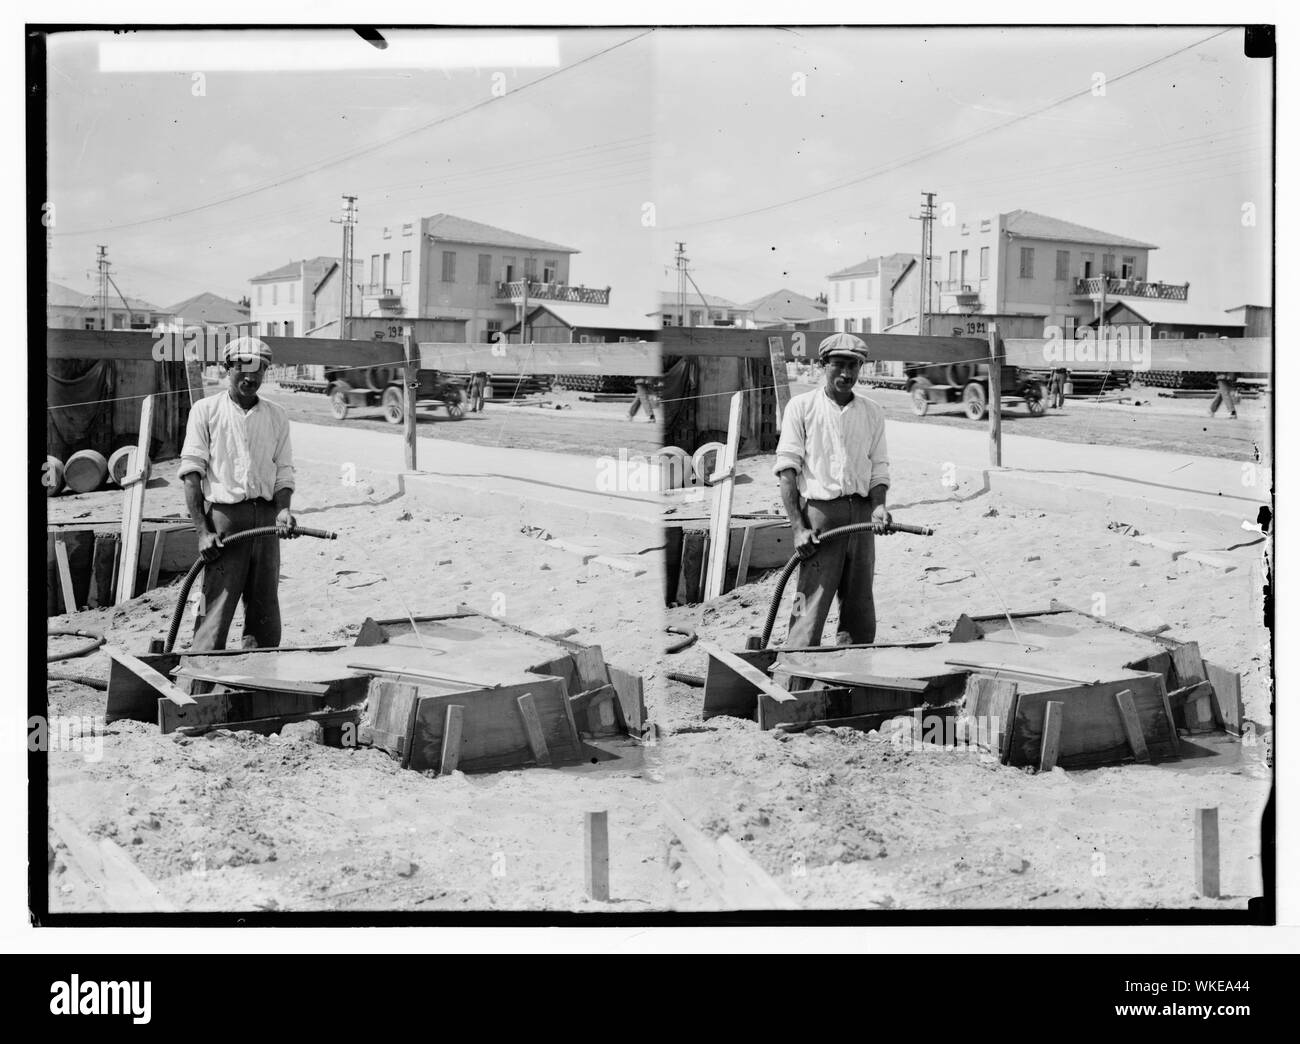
[45,26,1269,315]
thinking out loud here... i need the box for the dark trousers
[1209,379,1237,417]
[786,495,876,648]
[190,498,282,652]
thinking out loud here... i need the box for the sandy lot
[657,451,1272,911]
[45,455,672,914]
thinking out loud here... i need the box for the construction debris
[700,606,1242,769]
[105,609,647,775]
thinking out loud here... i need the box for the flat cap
[223,336,273,368]
[818,332,869,363]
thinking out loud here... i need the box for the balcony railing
[1073,276,1189,301]
[495,281,611,305]
[363,284,401,299]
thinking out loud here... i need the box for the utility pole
[96,245,109,330]
[910,192,937,337]
[674,241,687,327]
[331,195,358,340]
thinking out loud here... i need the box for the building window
[402,250,412,284]
[980,218,992,232]
[257,285,263,306]
[485,319,502,341]
[477,254,491,286]
[979,246,989,279]
[84,317,96,330]
[1121,255,1136,279]
[850,281,856,302]
[402,223,413,236]
[1055,250,1070,281]
[543,259,557,282]
[382,226,391,239]
[524,257,538,280]
[383,253,391,289]
[960,250,969,286]
[289,282,295,304]
[862,318,872,334]
[285,320,294,337]
[370,255,380,286]
[441,251,456,283]
[272,284,278,306]
[503,256,516,282]
[1080,252,1095,278]
[1102,253,1116,276]
[112,313,126,329]
[1018,247,1034,279]
[689,310,703,326]
[948,251,958,281]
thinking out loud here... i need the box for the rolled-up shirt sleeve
[868,409,891,490]
[272,414,295,493]
[773,397,806,476]
[176,400,209,482]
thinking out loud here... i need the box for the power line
[52,29,655,238]
[663,28,1235,232]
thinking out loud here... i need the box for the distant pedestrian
[628,378,657,421]
[468,371,488,412]
[1209,372,1238,418]
[1048,367,1069,409]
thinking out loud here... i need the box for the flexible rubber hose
[164,525,337,653]
[759,521,934,649]
[47,628,105,663]
[46,672,108,690]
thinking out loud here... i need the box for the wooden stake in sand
[1194,807,1220,899]
[1039,700,1064,771]
[115,393,155,605]
[704,391,744,601]
[585,810,610,901]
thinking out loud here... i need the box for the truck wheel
[1025,382,1047,416]
[962,382,988,421]
[382,386,404,425]
[329,387,350,420]
[910,382,931,416]
[447,402,464,420]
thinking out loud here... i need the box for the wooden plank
[1203,660,1243,734]
[1168,641,1207,688]
[963,675,1021,758]
[49,811,176,912]
[407,677,577,773]
[53,535,76,613]
[1170,680,1217,733]
[704,391,744,600]
[419,340,661,377]
[87,532,119,608]
[945,658,1089,687]
[757,686,855,731]
[1194,807,1220,898]
[1003,335,1270,374]
[105,647,195,724]
[734,525,755,588]
[661,802,798,910]
[662,325,987,364]
[605,665,644,733]
[47,327,408,369]
[144,528,166,591]
[516,693,552,766]
[1113,689,1151,762]
[701,642,796,724]
[571,684,623,737]
[175,707,359,738]
[988,330,1002,467]
[363,679,422,766]
[1001,687,1022,765]
[157,689,321,734]
[403,330,418,472]
[585,810,610,901]
[1007,675,1176,768]
[767,335,792,430]
[1039,700,1064,771]
[678,529,706,604]
[439,705,465,774]
[115,393,155,605]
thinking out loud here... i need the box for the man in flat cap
[178,336,297,651]
[773,332,891,648]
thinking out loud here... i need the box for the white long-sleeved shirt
[177,391,295,504]
[773,388,890,500]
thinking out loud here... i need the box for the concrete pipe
[64,449,108,494]
[652,446,692,490]
[43,456,64,497]
[107,446,134,486]
[691,442,726,486]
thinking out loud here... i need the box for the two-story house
[248,256,338,337]
[46,281,173,331]
[928,210,1189,337]
[825,253,919,335]
[348,213,614,344]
